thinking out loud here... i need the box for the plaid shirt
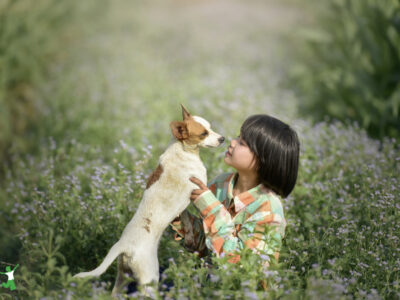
[172,172,286,263]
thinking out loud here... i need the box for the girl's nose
[230,138,238,147]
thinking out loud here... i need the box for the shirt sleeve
[193,190,239,260]
[194,191,286,263]
[169,175,220,241]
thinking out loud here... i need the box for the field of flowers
[0,0,399,299]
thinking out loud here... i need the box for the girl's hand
[189,177,209,201]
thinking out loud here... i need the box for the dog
[74,104,224,296]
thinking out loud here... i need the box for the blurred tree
[291,0,400,141]
[0,0,104,171]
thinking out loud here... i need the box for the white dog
[74,104,224,295]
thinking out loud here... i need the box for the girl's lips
[225,150,232,157]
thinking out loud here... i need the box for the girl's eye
[239,137,247,146]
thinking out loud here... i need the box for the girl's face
[224,136,257,172]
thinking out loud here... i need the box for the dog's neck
[168,138,200,155]
[182,142,200,154]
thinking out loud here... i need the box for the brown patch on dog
[143,224,150,233]
[146,164,163,189]
[143,218,151,233]
[170,121,189,141]
[170,105,209,144]
[184,118,209,145]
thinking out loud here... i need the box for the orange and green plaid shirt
[172,172,286,263]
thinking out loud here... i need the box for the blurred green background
[0,0,399,299]
[1,0,398,165]
[291,0,400,141]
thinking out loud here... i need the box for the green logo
[0,263,19,291]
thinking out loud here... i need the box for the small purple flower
[209,274,219,283]
[260,254,270,261]
[244,291,259,300]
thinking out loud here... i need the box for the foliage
[0,0,104,166]
[291,0,400,140]
[0,120,398,299]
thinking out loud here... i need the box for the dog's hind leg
[111,255,134,297]
[134,248,160,287]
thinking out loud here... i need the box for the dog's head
[170,104,225,148]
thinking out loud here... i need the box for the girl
[171,114,300,263]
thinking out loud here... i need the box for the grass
[0,0,399,299]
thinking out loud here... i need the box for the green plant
[291,0,400,140]
[0,0,103,166]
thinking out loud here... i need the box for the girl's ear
[170,121,189,140]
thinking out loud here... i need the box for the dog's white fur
[74,105,223,296]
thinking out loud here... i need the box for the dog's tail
[73,241,123,278]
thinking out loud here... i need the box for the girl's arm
[169,177,216,256]
[191,187,240,262]
[193,185,286,263]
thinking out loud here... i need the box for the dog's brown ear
[170,121,189,141]
[181,103,191,120]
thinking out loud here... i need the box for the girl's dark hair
[240,114,300,198]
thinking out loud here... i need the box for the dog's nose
[218,136,225,144]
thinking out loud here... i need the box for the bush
[0,0,102,166]
[291,0,400,140]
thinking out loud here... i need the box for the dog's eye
[201,131,208,137]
